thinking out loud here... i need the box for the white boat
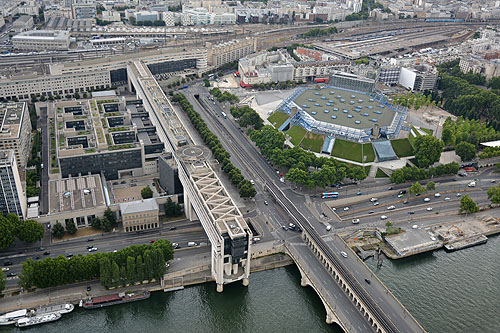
[16,313,62,327]
[0,309,27,326]
[34,303,74,315]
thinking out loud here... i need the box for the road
[1,220,208,287]
[185,85,426,332]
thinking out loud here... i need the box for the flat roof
[0,102,26,140]
[291,87,395,130]
[49,174,106,213]
[120,198,158,214]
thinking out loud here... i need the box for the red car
[150,240,155,243]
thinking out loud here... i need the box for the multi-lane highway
[1,220,208,287]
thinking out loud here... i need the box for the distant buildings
[459,56,500,80]
[72,4,96,19]
[12,15,34,33]
[206,38,256,67]
[0,150,26,219]
[12,30,70,51]
[0,102,32,170]
[134,10,159,22]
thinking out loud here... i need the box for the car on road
[113,250,118,253]
[415,193,421,196]
[187,242,197,247]
[1,267,9,272]
[403,200,409,204]
[434,193,441,197]
[444,197,450,201]
[364,278,371,284]
[491,180,496,183]
[424,198,431,202]
[66,253,73,258]
[7,272,16,277]
[368,210,375,214]
[380,215,388,220]
[264,200,268,205]
[352,218,360,224]
[253,237,260,243]
[373,202,380,206]
[387,187,393,190]
[356,191,362,195]
[456,193,462,197]
[3,261,13,266]
[426,207,433,211]
[282,225,288,231]
[250,180,255,185]
[87,245,94,250]
[412,225,419,229]
[150,240,155,243]
[326,225,332,231]
[87,286,92,292]
[340,251,347,258]
[387,205,395,210]
[468,181,476,187]
[88,247,97,252]
[43,251,50,255]
[172,243,179,249]
[397,194,403,198]
[343,207,349,211]
[399,190,407,195]
[169,227,177,231]
[370,198,378,202]
[38,247,45,251]
[87,238,94,242]
[408,211,415,215]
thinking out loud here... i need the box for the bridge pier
[183,191,196,221]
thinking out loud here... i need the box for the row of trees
[0,214,45,250]
[390,162,459,184]
[442,117,500,150]
[479,146,500,159]
[301,26,337,38]
[100,248,165,289]
[209,88,239,104]
[393,92,440,110]
[249,126,367,189]
[19,239,173,290]
[229,106,263,130]
[172,93,256,198]
[52,208,117,238]
[409,181,436,195]
[249,80,301,91]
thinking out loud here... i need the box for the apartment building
[72,4,96,19]
[398,64,438,92]
[0,102,32,170]
[12,30,70,51]
[206,38,256,67]
[120,198,159,232]
[0,151,26,218]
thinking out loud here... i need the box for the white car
[380,215,388,220]
[343,207,349,211]
[444,197,450,201]
[412,224,418,229]
[434,193,441,197]
[340,251,347,258]
[253,237,261,242]
[424,198,431,202]
[426,207,433,211]
[397,194,403,198]
[373,202,380,206]
[352,218,360,224]
[88,247,98,252]
[387,205,395,210]
[370,198,378,202]
[456,193,462,197]
[1,267,9,272]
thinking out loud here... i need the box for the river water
[2,236,498,333]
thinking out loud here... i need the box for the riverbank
[0,241,292,313]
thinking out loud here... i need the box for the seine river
[2,235,498,333]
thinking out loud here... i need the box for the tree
[455,141,476,162]
[143,250,153,282]
[152,248,165,281]
[0,216,15,250]
[65,219,77,235]
[487,77,500,90]
[0,270,5,293]
[141,186,153,199]
[112,260,120,288]
[52,222,65,238]
[414,135,443,168]
[90,217,101,229]
[426,181,435,191]
[126,256,136,285]
[460,195,480,214]
[104,208,116,227]
[239,182,256,198]
[409,182,426,195]
[487,184,500,204]
[17,220,44,243]
[100,258,112,289]
[136,255,144,283]
[120,266,127,286]
[100,217,112,232]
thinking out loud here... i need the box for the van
[187,242,197,247]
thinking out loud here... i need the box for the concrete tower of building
[0,150,26,218]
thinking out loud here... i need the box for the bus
[322,192,339,199]
[221,111,227,119]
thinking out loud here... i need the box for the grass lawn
[391,138,414,157]
[300,132,325,153]
[268,111,290,128]
[364,165,371,175]
[420,127,434,136]
[287,126,307,146]
[331,139,375,163]
[376,168,389,178]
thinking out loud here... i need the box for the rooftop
[49,174,106,214]
[0,102,26,140]
[12,30,69,42]
[120,198,158,215]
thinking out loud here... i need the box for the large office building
[12,30,70,51]
[134,11,159,22]
[0,151,26,218]
[72,4,96,19]
[0,102,32,170]
[53,98,164,180]
[329,71,376,93]
[398,65,438,92]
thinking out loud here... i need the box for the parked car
[7,272,16,277]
